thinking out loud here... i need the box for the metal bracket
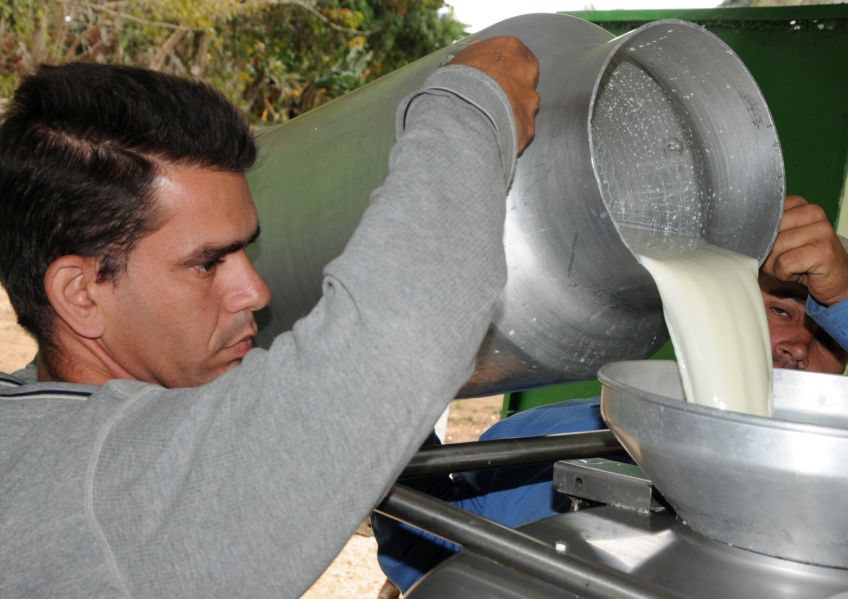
[553,458,663,514]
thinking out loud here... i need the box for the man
[760,270,848,372]
[763,194,848,360]
[0,38,540,596]
[375,194,848,592]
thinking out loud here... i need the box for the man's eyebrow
[763,286,806,303]
[177,226,261,266]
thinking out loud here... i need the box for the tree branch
[269,0,379,35]
[150,27,186,71]
[67,0,378,36]
[67,0,197,32]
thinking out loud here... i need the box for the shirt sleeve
[89,65,518,598]
[806,295,848,351]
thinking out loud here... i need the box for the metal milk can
[247,13,784,396]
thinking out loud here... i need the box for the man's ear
[44,256,106,339]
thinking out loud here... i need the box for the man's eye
[196,258,223,274]
[771,306,790,318]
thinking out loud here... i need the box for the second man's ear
[44,255,106,339]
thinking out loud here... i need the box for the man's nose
[773,331,812,370]
[224,252,272,313]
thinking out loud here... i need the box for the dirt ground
[0,288,38,372]
[0,287,501,598]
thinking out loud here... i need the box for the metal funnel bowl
[598,360,848,569]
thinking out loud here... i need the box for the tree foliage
[0,0,466,123]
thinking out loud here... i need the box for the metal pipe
[400,430,622,479]
[375,484,682,599]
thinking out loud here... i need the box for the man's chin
[185,360,243,387]
[216,358,245,378]
[223,358,243,372]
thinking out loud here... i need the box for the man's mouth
[224,334,255,358]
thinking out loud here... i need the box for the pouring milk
[634,236,773,417]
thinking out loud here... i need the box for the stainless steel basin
[598,360,848,568]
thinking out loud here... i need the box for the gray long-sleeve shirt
[0,65,517,598]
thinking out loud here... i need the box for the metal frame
[377,432,680,598]
[399,429,621,479]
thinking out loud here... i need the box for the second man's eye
[770,305,790,319]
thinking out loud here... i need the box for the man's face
[96,163,271,387]
[759,273,847,374]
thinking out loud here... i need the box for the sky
[445,0,722,32]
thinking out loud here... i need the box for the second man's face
[759,273,847,375]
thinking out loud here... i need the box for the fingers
[770,228,835,281]
[766,198,832,273]
[449,37,541,152]
[782,195,807,212]
[763,196,848,305]
[778,196,828,233]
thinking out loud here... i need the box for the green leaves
[0,0,466,125]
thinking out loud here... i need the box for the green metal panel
[503,5,848,417]
[501,380,601,418]
[501,344,676,418]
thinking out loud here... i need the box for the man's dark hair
[0,62,257,348]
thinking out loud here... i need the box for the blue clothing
[807,296,848,351]
[373,398,605,591]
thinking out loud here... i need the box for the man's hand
[762,195,848,306]
[449,36,540,152]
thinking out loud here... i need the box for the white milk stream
[636,239,773,417]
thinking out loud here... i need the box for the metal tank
[247,13,783,396]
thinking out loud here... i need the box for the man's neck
[37,347,115,385]
[39,325,136,385]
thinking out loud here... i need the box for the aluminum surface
[409,506,848,598]
[247,14,783,396]
[598,360,848,568]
